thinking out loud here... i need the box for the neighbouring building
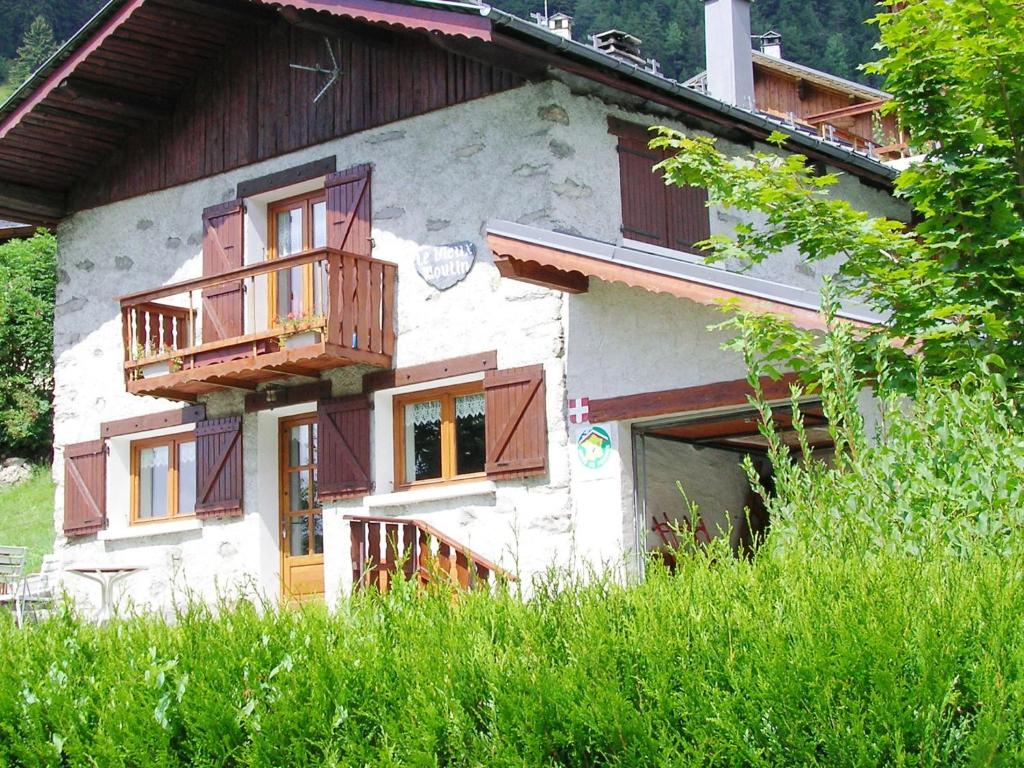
[0,0,905,612]
[687,8,908,160]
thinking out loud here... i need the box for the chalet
[0,0,905,610]
[687,16,908,160]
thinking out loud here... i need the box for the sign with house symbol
[415,241,476,290]
[576,425,612,470]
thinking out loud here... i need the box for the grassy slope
[0,468,55,572]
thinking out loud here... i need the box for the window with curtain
[132,433,197,523]
[394,385,486,487]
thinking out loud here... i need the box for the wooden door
[279,414,324,600]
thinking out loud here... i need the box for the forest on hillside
[0,0,883,98]
[499,0,885,84]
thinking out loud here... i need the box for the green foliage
[0,232,57,460]
[0,543,1021,764]
[722,298,1024,561]
[0,466,54,572]
[0,1,100,61]
[867,0,1024,381]
[6,16,57,87]
[652,123,1020,392]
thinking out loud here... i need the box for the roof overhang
[0,0,897,226]
[486,221,883,331]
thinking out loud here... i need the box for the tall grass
[0,545,1021,766]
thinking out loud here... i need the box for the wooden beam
[0,181,66,222]
[245,381,332,414]
[56,79,174,122]
[262,364,321,381]
[236,156,337,199]
[363,350,498,392]
[494,256,590,294]
[205,377,259,392]
[101,405,206,439]
[588,373,802,423]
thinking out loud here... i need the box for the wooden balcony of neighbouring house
[119,248,396,402]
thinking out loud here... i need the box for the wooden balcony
[346,515,513,593]
[119,248,396,401]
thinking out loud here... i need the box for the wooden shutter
[484,365,548,480]
[195,416,243,518]
[325,164,372,256]
[201,199,245,343]
[317,396,372,500]
[617,134,671,247]
[63,440,106,536]
[612,120,710,254]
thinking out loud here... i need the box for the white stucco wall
[51,77,907,613]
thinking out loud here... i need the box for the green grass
[0,466,54,572]
[0,77,14,107]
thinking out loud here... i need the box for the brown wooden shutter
[201,199,245,343]
[63,440,106,536]
[612,120,710,254]
[325,164,372,257]
[617,135,671,247]
[484,365,548,480]
[195,416,243,518]
[317,396,372,500]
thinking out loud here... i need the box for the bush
[0,546,1021,766]
[0,230,56,460]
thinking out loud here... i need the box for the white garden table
[66,564,145,623]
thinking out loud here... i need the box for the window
[394,384,487,487]
[609,117,710,255]
[131,434,196,523]
[268,190,327,323]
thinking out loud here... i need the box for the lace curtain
[408,399,441,426]
[455,393,486,419]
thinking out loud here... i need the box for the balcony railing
[119,248,396,400]
[345,515,513,593]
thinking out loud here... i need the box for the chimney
[703,0,755,109]
[592,29,647,68]
[759,30,782,59]
[548,12,573,41]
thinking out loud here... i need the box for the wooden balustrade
[123,301,194,359]
[345,515,513,593]
[118,248,396,399]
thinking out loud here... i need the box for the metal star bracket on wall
[290,36,342,104]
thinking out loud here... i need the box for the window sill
[97,518,203,542]
[364,480,497,509]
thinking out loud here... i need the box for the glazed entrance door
[279,414,324,600]
[268,193,327,324]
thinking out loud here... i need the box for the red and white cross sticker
[568,397,590,424]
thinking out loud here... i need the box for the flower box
[282,330,322,349]
[140,360,172,378]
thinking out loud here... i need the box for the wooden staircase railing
[345,515,513,593]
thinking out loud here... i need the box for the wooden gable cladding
[201,200,246,343]
[63,440,107,537]
[484,365,548,480]
[317,396,372,500]
[195,416,244,518]
[70,20,524,212]
[609,118,710,255]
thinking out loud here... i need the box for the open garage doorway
[631,401,832,574]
